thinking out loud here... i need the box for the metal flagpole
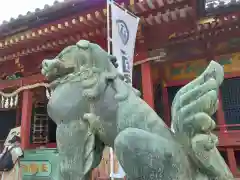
[107,0,114,180]
[107,0,139,179]
[107,0,111,55]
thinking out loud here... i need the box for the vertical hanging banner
[107,1,140,179]
[111,1,140,83]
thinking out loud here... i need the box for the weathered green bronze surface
[41,40,234,180]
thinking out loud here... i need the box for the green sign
[21,160,52,177]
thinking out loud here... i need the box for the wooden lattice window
[221,77,240,130]
[31,101,49,144]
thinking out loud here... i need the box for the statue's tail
[175,60,224,97]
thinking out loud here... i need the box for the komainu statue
[41,40,234,180]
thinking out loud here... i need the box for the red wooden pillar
[227,148,237,174]
[21,90,33,149]
[141,62,154,108]
[217,92,227,131]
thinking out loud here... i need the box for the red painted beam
[166,22,240,48]
[0,50,145,92]
[0,74,46,90]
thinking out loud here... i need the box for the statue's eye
[43,61,48,67]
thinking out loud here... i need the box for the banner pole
[107,1,139,179]
[107,1,114,180]
[107,0,111,55]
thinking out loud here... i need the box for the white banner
[108,1,139,179]
[111,1,140,83]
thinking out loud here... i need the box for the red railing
[212,124,240,147]
[216,124,240,132]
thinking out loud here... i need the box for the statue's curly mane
[58,40,118,74]
[51,40,133,100]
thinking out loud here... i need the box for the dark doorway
[154,84,164,119]
[0,109,16,140]
[0,109,16,150]
[132,65,142,98]
[48,117,57,143]
[234,150,240,172]
[167,85,182,122]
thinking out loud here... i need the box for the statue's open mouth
[42,58,75,84]
[41,58,75,100]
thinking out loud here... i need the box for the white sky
[0,0,65,24]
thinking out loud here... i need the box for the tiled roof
[0,0,90,37]
[0,0,77,25]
